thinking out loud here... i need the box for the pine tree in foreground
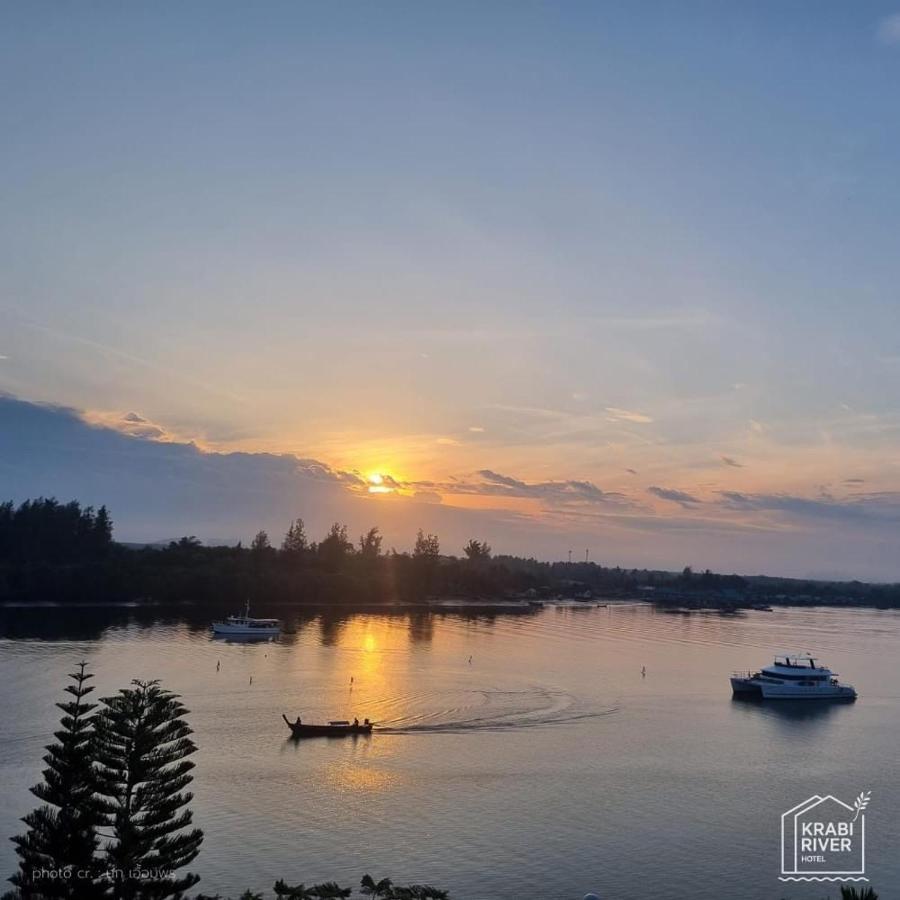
[93,680,203,899]
[9,661,101,899]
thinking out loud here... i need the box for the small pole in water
[216,660,220,672]
[641,666,646,677]
[249,675,253,686]
[350,675,354,685]
[468,655,473,665]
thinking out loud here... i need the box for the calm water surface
[2,603,899,900]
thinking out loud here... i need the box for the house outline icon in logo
[780,793,868,882]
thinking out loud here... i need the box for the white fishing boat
[211,600,281,637]
[730,653,856,700]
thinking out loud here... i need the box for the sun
[367,471,394,494]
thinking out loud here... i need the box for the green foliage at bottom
[840,886,878,900]
[196,874,449,900]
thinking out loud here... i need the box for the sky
[2,2,900,580]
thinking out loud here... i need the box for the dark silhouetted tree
[317,524,353,573]
[412,530,440,598]
[9,662,102,899]
[358,527,382,562]
[462,539,491,562]
[93,680,203,899]
[251,531,271,555]
[281,520,308,556]
[93,506,113,555]
[0,498,114,565]
[413,530,440,560]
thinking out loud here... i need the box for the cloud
[877,13,900,45]
[626,468,638,475]
[476,402,663,452]
[584,310,715,332]
[717,489,900,526]
[294,460,368,489]
[647,486,701,507]
[477,469,523,489]
[719,491,751,507]
[720,455,744,468]
[380,469,631,508]
[82,409,171,441]
[844,478,865,485]
[452,469,628,506]
[605,407,654,424]
[468,426,485,433]
[0,354,8,360]
[478,469,625,503]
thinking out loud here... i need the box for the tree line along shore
[2,498,900,610]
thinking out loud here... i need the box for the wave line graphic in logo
[780,791,871,882]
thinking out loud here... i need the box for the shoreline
[4,596,900,612]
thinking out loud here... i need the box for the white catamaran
[730,653,856,700]
[211,600,281,637]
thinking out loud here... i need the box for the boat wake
[373,686,617,735]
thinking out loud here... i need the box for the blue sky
[2,3,900,578]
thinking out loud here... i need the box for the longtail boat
[282,713,374,738]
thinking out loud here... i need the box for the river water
[1,603,898,899]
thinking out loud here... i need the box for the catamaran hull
[758,683,856,700]
[730,676,762,696]
[730,677,855,700]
